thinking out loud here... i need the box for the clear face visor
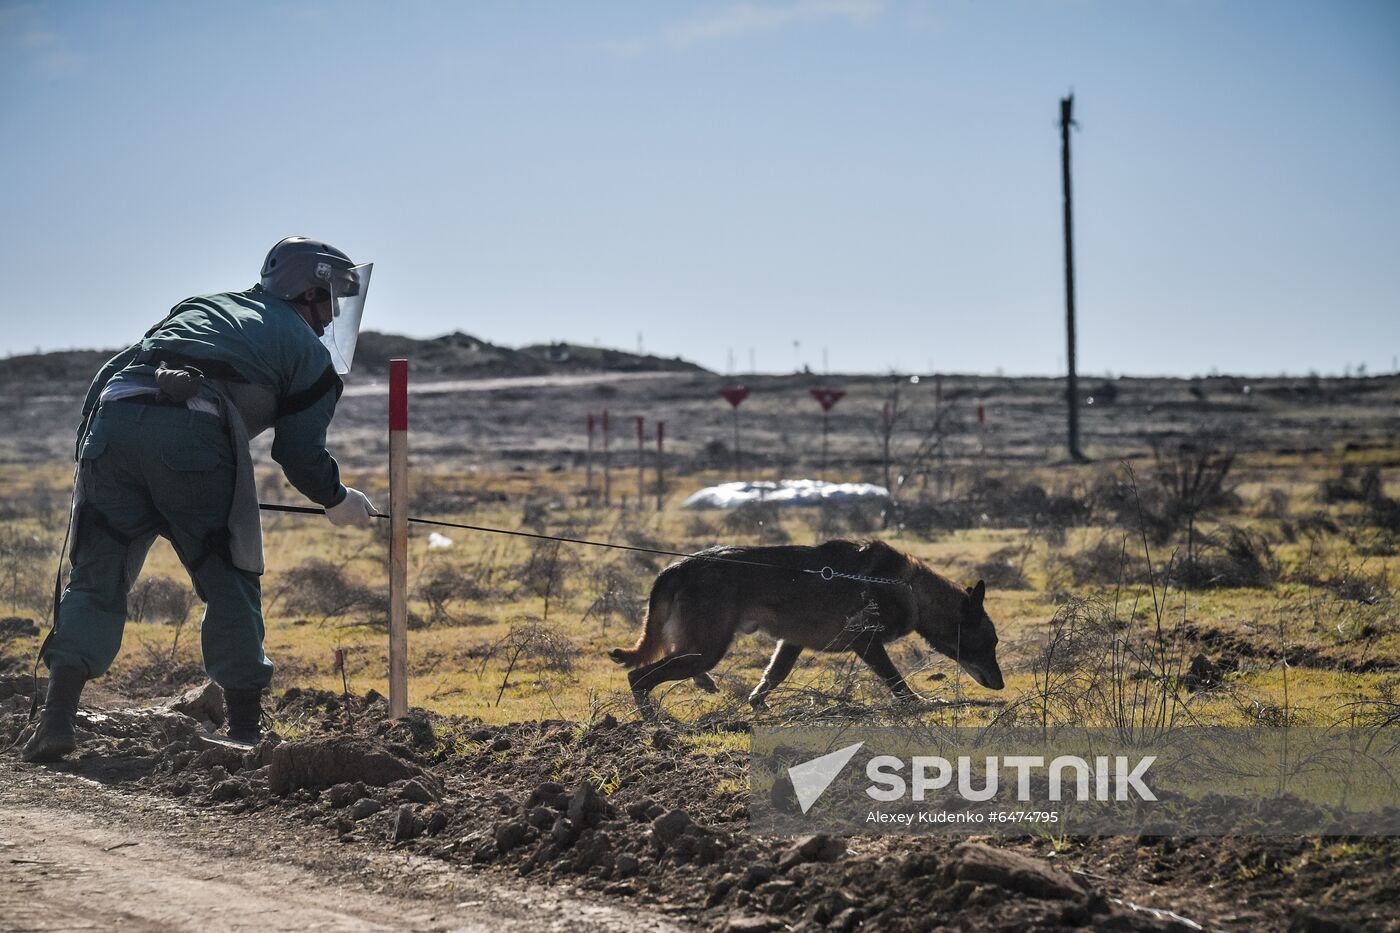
[316,261,372,374]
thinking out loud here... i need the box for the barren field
[3,364,1400,931]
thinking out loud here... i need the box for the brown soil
[4,673,1396,932]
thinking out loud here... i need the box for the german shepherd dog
[609,539,1004,710]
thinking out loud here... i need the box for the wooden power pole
[1060,94,1086,461]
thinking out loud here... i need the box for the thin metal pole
[388,359,409,719]
[635,416,645,510]
[1061,94,1086,461]
[732,407,741,480]
[821,410,829,481]
[585,414,594,504]
[602,409,611,505]
[656,421,665,511]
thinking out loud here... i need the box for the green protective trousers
[44,401,274,690]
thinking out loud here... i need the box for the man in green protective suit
[23,238,378,763]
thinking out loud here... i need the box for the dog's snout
[964,660,1005,691]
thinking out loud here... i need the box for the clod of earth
[950,842,1087,901]
[348,797,384,820]
[163,681,225,727]
[566,783,612,828]
[208,778,251,802]
[267,736,423,794]
[398,776,439,804]
[776,832,846,870]
[393,804,424,842]
[493,819,530,853]
[651,808,693,845]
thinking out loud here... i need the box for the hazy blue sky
[2,0,1397,376]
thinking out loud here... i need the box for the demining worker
[23,237,378,763]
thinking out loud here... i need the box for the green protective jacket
[78,287,349,573]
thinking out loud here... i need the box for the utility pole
[1060,94,1086,461]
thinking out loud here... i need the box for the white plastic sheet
[682,479,890,510]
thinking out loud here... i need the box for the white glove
[326,487,377,528]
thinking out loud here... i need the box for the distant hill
[3,332,709,393]
[354,332,708,378]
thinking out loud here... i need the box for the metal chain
[804,566,911,589]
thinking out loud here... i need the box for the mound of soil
[3,677,1397,931]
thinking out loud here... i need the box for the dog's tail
[609,564,682,668]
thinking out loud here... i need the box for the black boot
[224,688,263,745]
[22,665,86,763]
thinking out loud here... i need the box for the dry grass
[1,405,1397,730]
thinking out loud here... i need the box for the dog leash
[257,502,911,588]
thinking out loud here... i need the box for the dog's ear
[969,580,986,609]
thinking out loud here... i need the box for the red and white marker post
[809,388,846,481]
[388,359,409,719]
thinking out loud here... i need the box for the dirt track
[0,756,684,933]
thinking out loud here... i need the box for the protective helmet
[260,237,359,301]
[260,236,373,374]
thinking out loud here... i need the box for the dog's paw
[692,673,719,694]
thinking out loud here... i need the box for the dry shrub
[581,563,646,631]
[1279,511,1342,544]
[1295,558,1395,606]
[1088,441,1239,543]
[961,476,1090,529]
[412,487,507,515]
[272,559,386,627]
[1045,536,1147,591]
[414,562,486,627]
[807,502,881,541]
[972,545,1032,590]
[1014,596,1195,740]
[1341,678,1400,732]
[1254,488,1292,520]
[128,575,198,625]
[1318,465,1381,504]
[0,485,62,525]
[488,622,580,706]
[890,501,974,539]
[514,538,577,601]
[520,497,562,532]
[724,501,789,545]
[696,439,731,471]
[0,526,52,618]
[498,622,577,673]
[684,513,719,545]
[1174,527,1280,590]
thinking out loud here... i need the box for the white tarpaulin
[682,479,890,510]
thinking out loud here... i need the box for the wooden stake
[388,359,409,719]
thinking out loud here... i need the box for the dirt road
[0,758,685,933]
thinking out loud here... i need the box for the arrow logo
[788,742,864,814]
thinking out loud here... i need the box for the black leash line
[257,502,908,587]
